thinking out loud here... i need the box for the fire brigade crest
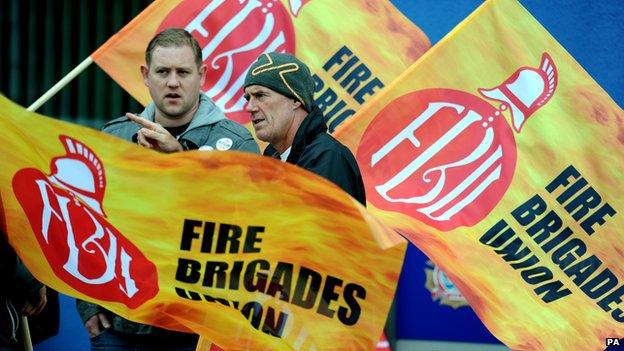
[12,136,158,308]
[357,53,557,231]
[425,260,468,309]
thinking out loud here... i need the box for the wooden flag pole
[20,316,34,351]
[27,56,94,112]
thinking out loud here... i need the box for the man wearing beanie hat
[244,52,365,204]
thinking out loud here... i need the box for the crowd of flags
[1,0,622,350]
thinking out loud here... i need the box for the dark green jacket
[264,106,366,205]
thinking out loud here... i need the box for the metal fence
[1,0,151,128]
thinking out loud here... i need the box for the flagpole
[27,56,94,112]
[20,316,33,351]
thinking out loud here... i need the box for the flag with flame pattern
[0,95,406,350]
[91,0,430,134]
[334,0,624,350]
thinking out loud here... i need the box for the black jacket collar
[263,106,326,163]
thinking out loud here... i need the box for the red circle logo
[357,89,517,231]
[158,0,296,123]
[12,136,158,309]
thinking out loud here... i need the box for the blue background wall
[34,1,623,350]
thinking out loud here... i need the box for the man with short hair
[76,28,259,351]
[243,52,365,204]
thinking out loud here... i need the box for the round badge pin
[216,138,233,151]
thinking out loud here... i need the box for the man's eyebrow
[153,65,194,70]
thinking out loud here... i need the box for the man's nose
[167,74,181,87]
[245,99,257,112]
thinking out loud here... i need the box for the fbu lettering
[158,0,298,123]
[357,53,557,231]
[12,136,158,308]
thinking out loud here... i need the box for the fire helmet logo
[158,0,298,123]
[357,53,557,231]
[12,136,158,308]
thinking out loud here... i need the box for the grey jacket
[102,93,259,153]
[76,94,259,336]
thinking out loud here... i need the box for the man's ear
[140,65,149,87]
[292,99,302,110]
[199,64,207,86]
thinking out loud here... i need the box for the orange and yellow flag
[334,0,624,350]
[91,0,430,132]
[0,96,406,350]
